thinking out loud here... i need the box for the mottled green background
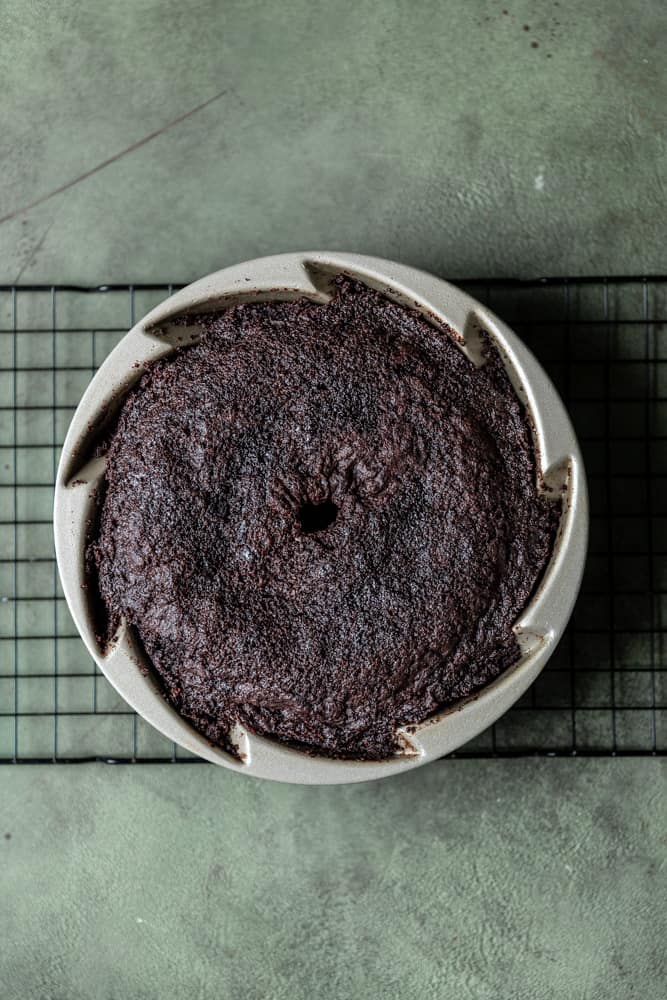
[2,761,666,999]
[1,0,666,282]
[1,1,666,997]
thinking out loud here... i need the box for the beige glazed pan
[54,253,588,784]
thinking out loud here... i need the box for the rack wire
[1,277,665,762]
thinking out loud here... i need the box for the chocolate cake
[89,276,560,759]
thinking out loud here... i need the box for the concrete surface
[1,761,666,1000]
[1,0,666,997]
[1,0,666,283]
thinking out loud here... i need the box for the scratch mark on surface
[0,88,227,227]
[14,212,58,282]
[572,826,593,854]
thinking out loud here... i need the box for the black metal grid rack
[1,277,665,762]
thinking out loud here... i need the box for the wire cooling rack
[1,277,665,763]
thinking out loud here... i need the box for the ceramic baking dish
[54,253,588,783]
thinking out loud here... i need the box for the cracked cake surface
[90,276,560,759]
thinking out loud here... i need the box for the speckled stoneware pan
[54,253,588,784]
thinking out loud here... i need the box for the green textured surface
[1,761,666,1000]
[1,0,667,996]
[1,0,666,283]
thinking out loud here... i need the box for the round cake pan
[54,253,588,784]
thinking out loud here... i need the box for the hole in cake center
[298,500,338,534]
